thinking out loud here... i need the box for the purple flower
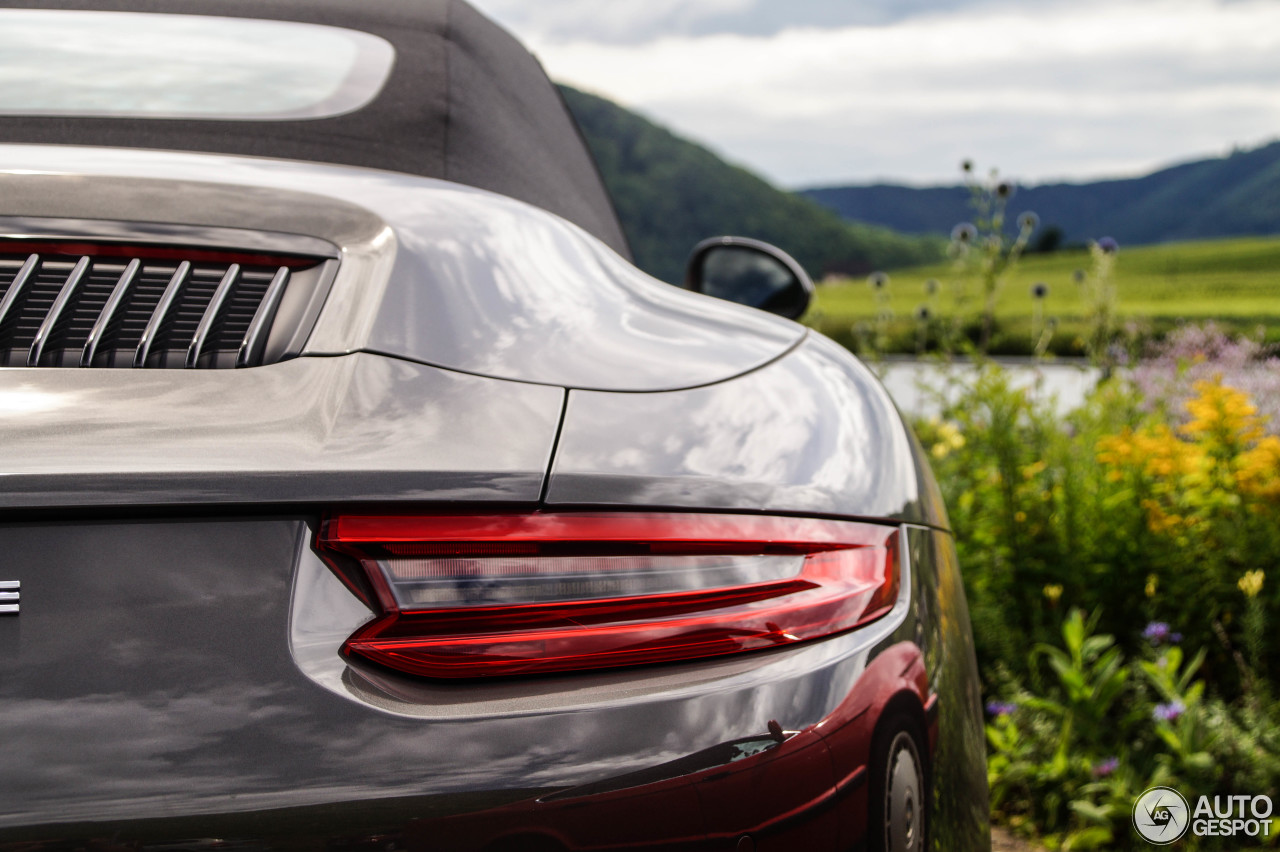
[1143,621,1180,645]
[986,700,1017,717]
[1125,322,1280,436]
[1097,236,1119,254]
[1153,700,1185,722]
[1092,757,1119,777]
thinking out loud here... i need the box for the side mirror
[683,236,813,320]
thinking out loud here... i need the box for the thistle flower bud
[951,222,978,243]
[915,305,931,321]
[1096,236,1119,254]
[867,271,889,290]
[995,181,1015,200]
[1018,211,1039,231]
[1030,282,1049,299]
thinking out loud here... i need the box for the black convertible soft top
[0,0,631,258]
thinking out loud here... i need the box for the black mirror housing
[683,236,813,320]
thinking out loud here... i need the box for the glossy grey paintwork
[0,144,802,392]
[547,333,947,527]
[0,145,987,848]
[0,215,341,258]
[917,526,992,850]
[0,352,562,506]
[0,518,987,850]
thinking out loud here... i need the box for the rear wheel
[868,718,927,852]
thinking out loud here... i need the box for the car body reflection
[413,642,930,851]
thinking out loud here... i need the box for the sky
[469,0,1280,189]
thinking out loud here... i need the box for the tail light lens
[317,513,900,679]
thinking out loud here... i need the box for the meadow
[808,236,1280,356]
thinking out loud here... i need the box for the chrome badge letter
[0,580,18,615]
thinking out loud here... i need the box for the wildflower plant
[1077,237,1120,369]
[915,352,1280,846]
[946,163,1041,353]
[1094,376,1280,671]
[986,611,1234,850]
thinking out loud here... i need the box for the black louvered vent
[0,242,334,368]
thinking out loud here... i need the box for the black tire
[867,714,928,852]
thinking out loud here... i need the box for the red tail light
[317,512,900,679]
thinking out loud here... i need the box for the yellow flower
[1143,499,1184,534]
[1181,378,1263,444]
[1145,574,1158,598]
[930,421,966,459]
[1096,429,1135,467]
[936,421,966,450]
[1237,435,1280,498]
[1021,460,1047,479]
[1043,584,1063,604]
[1238,570,1265,599]
[1014,511,1027,523]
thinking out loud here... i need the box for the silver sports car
[0,2,989,850]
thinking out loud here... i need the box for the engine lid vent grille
[0,240,336,368]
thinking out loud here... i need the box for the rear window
[0,10,395,121]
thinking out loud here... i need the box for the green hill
[559,85,942,284]
[801,141,1280,248]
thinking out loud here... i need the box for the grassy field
[808,235,1280,355]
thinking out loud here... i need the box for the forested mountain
[559,85,942,283]
[801,141,1280,247]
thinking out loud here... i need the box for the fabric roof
[0,0,631,258]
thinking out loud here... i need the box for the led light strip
[317,513,899,679]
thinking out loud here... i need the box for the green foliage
[986,610,1279,849]
[558,85,943,284]
[918,366,1280,848]
[810,235,1280,356]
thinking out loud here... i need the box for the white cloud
[505,0,1280,186]
[474,0,753,44]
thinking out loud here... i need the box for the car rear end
[0,2,989,848]
[0,147,988,850]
